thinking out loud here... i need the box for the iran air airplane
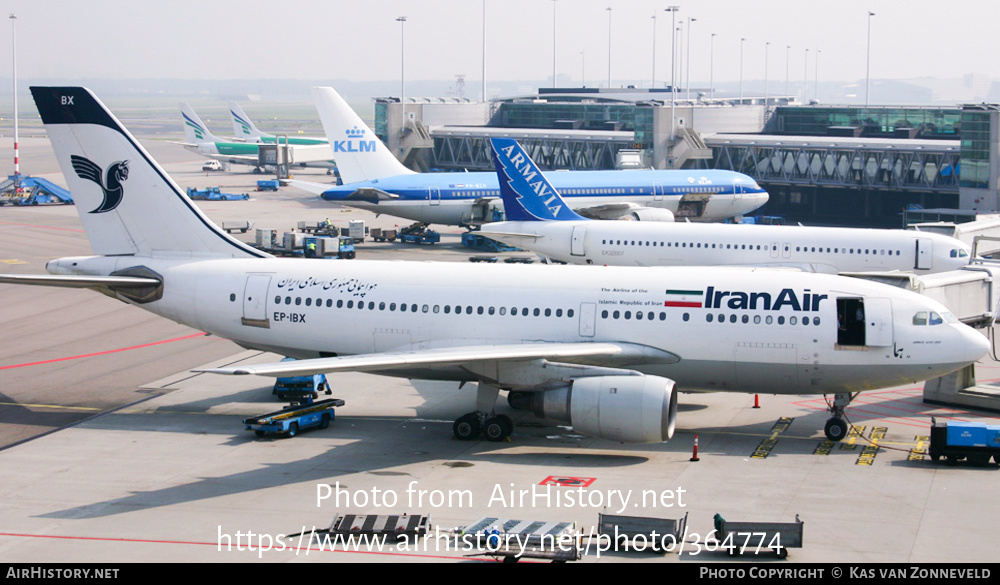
[177,103,336,172]
[288,87,770,228]
[481,138,973,275]
[230,101,329,147]
[2,87,988,444]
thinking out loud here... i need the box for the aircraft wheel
[824,417,848,441]
[484,415,513,442]
[453,413,481,441]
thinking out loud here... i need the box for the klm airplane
[290,87,770,228]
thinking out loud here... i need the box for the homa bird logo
[333,126,376,153]
[70,155,129,214]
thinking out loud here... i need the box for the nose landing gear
[823,392,857,441]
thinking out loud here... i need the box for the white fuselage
[49,255,987,396]
[480,221,973,274]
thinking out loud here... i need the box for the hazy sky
[1,0,998,94]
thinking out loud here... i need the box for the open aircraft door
[241,274,271,328]
[428,186,441,206]
[571,226,587,257]
[864,297,894,347]
[915,238,933,270]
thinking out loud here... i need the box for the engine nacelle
[626,208,675,222]
[530,375,678,443]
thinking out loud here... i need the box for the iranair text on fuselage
[333,127,377,153]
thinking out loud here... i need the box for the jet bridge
[846,258,1000,413]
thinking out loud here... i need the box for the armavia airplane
[289,87,770,228]
[481,138,973,275]
[3,87,988,444]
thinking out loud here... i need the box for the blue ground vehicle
[929,418,1000,466]
[243,398,344,438]
[272,359,331,400]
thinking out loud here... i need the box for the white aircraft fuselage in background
[480,220,973,274]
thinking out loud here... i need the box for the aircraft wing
[476,229,542,240]
[574,202,641,216]
[0,274,161,288]
[285,179,332,196]
[342,188,399,203]
[197,342,679,377]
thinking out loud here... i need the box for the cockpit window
[929,312,943,325]
[941,311,959,324]
[951,249,970,258]
[913,311,928,326]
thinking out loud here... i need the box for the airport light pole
[764,41,770,106]
[396,16,407,104]
[651,13,657,89]
[686,18,695,99]
[866,11,875,107]
[552,0,557,88]
[665,6,679,138]
[710,33,716,99]
[10,13,18,182]
[481,1,486,101]
[785,45,791,100]
[606,7,612,88]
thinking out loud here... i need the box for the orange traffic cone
[690,434,701,462]
[753,394,761,409]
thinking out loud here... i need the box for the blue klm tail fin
[488,138,587,222]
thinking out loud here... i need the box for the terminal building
[373,89,1000,228]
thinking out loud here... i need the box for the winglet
[489,138,587,222]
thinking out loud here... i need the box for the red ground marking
[0,333,209,371]
[540,476,596,487]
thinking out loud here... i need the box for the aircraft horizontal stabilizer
[0,274,161,288]
[197,342,679,378]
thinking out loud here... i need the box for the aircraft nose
[961,326,991,363]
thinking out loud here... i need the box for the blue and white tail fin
[311,86,414,184]
[230,102,271,142]
[489,138,587,222]
[180,102,222,144]
[33,87,268,259]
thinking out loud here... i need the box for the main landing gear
[823,392,857,441]
[452,383,515,442]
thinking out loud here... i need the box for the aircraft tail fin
[489,137,587,222]
[180,102,222,144]
[311,86,414,184]
[32,87,268,259]
[230,102,271,142]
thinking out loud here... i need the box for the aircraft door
[770,242,780,259]
[782,242,792,259]
[864,297,894,347]
[579,302,596,337]
[653,183,664,201]
[428,187,441,206]
[915,238,932,270]
[571,226,587,257]
[242,274,271,328]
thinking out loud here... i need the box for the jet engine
[529,375,677,443]
[625,208,675,222]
